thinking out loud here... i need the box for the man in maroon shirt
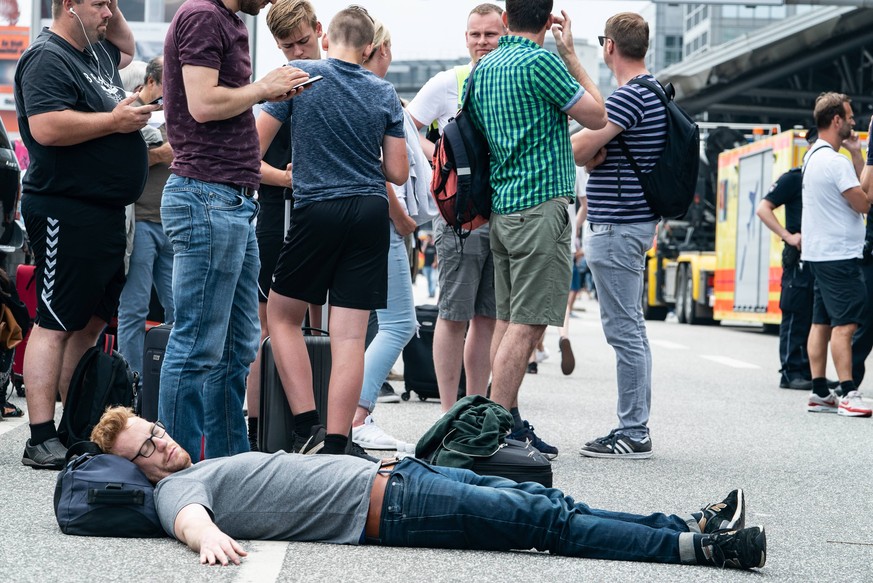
[159,0,308,460]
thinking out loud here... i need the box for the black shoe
[700,526,766,569]
[580,430,652,459]
[22,437,67,470]
[346,441,380,463]
[526,362,538,374]
[293,425,326,454]
[695,489,745,534]
[508,420,558,459]
[780,378,813,390]
[559,336,575,375]
[377,382,400,404]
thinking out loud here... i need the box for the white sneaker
[535,348,550,363]
[837,391,873,417]
[352,415,398,450]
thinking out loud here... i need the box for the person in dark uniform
[755,129,818,390]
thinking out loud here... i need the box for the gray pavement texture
[2,279,872,582]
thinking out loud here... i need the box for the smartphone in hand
[293,75,324,91]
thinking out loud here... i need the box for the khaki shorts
[490,197,572,326]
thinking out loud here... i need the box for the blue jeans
[585,221,657,441]
[117,220,175,375]
[159,175,260,459]
[423,266,436,297]
[359,225,416,411]
[377,458,697,563]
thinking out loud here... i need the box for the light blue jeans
[359,225,416,412]
[117,220,175,375]
[423,266,436,297]
[585,221,658,441]
[159,175,261,459]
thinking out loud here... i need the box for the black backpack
[617,78,700,219]
[54,441,164,537]
[431,62,492,239]
[58,335,139,448]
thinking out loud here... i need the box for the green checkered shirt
[468,36,583,214]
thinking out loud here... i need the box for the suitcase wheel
[401,391,410,401]
[418,395,428,402]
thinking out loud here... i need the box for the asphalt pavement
[1,276,871,582]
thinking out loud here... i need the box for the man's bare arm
[29,94,156,147]
[571,123,623,167]
[552,11,606,130]
[756,199,800,249]
[183,65,308,124]
[255,110,292,187]
[842,185,872,214]
[106,2,135,69]
[174,504,248,566]
[148,142,173,167]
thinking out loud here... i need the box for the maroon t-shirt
[163,0,260,189]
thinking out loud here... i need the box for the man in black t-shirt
[755,130,819,391]
[13,0,155,469]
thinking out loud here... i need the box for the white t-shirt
[407,65,468,131]
[800,140,864,262]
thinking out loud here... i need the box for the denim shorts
[489,197,572,326]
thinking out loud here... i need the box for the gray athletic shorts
[433,215,496,321]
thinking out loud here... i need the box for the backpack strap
[454,64,472,110]
[615,77,669,198]
[65,440,103,465]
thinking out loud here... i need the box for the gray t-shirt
[154,452,377,543]
[261,58,404,209]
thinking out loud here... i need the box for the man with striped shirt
[468,0,606,457]
[571,13,666,459]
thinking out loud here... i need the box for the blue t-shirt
[262,59,404,208]
[586,75,666,224]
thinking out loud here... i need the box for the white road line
[650,339,688,350]
[235,540,288,583]
[700,355,761,369]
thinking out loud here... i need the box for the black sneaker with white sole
[699,526,767,569]
[292,425,326,455]
[694,489,745,534]
[579,430,652,459]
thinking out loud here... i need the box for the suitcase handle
[301,327,329,336]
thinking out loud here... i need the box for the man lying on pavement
[90,407,767,570]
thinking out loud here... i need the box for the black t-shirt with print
[14,28,147,223]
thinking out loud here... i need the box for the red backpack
[431,63,492,239]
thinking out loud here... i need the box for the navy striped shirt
[586,75,666,223]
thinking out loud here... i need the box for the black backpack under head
[54,445,164,538]
[617,78,700,219]
[58,336,139,448]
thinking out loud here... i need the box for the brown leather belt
[365,460,398,540]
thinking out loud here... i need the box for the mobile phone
[148,96,163,106]
[293,75,323,91]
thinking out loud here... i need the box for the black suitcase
[401,304,465,401]
[257,330,331,453]
[470,439,553,487]
[139,323,172,421]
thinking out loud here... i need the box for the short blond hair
[364,19,391,64]
[90,406,137,453]
[604,12,649,60]
[328,5,375,49]
[267,0,319,41]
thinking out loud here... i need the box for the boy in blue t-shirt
[258,6,408,457]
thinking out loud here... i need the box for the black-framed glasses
[598,36,610,47]
[131,421,166,461]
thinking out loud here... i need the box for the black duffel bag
[54,442,165,537]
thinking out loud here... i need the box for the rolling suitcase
[139,323,172,421]
[257,329,331,453]
[11,263,36,396]
[470,438,553,488]
[401,304,464,401]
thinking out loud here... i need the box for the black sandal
[1,402,23,417]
